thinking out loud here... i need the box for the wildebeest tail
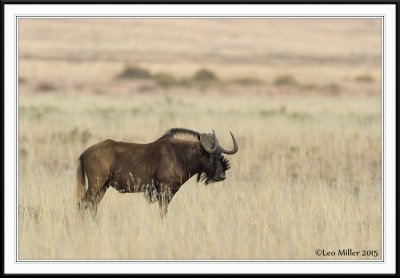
[76,155,86,202]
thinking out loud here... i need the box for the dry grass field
[17,19,382,260]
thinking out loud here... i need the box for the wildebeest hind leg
[93,184,109,213]
[82,178,109,217]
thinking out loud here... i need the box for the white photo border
[4,4,396,274]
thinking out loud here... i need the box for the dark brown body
[76,128,237,217]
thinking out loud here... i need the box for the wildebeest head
[197,130,238,185]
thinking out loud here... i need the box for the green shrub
[116,65,152,80]
[232,76,262,85]
[355,74,374,83]
[37,82,58,92]
[154,72,178,88]
[274,75,297,86]
[192,68,218,83]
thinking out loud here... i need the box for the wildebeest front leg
[157,192,170,218]
[156,183,178,218]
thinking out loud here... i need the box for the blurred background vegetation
[18,18,381,97]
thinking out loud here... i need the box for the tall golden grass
[18,92,381,260]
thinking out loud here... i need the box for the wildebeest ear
[200,133,215,151]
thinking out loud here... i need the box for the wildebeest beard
[197,155,231,185]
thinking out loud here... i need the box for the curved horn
[219,131,238,155]
[200,130,218,153]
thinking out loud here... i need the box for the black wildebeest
[76,128,238,217]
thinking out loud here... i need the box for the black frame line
[2,1,399,4]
